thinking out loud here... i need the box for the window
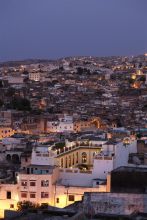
[69,156,71,167]
[61,158,63,168]
[21,192,27,198]
[76,152,78,163]
[7,191,11,199]
[41,192,49,198]
[10,204,14,209]
[41,203,48,207]
[65,157,68,168]
[82,152,87,163]
[72,154,74,165]
[41,180,49,187]
[30,193,36,198]
[30,181,36,187]
[56,198,59,203]
[21,181,27,186]
[68,195,75,202]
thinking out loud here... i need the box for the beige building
[56,142,102,169]
[29,72,41,81]
[0,184,19,218]
[0,127,15,140]
[73,118,101,133]
[55,184,106,208]
[18,165,59,206]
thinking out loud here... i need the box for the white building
[0,138,138,217]
[31,146,57,166]
[92,139,137,179]
[7,76,24,84]
[47,115,74,133]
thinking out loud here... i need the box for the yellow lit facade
[54,185,107,208]
[0,127,15,140]
[0,184,19,218]
[57,145,101,169]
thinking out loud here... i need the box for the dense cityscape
[0,54,147,219]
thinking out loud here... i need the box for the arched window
[73,154,74,165]
[69,156,71,167]
[65,157,68,168]
[76,152,78,163]
[82,152,87,163]
[61,158,63,168]
[6,154,11,161]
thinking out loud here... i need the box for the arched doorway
[82,152,87,163]
[12,154,20,164]
[6,154,11,161]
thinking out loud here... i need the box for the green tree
[136,132,142,139]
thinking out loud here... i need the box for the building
[83,192,147,217]
[110,166,147,193]
[18,164,59,206]
[47,115,74,133]
[29,72,40,81]
[56,139,105,169]
[0,127,15,140]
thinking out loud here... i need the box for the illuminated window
[82,152,87,163]
[68,195,75,202]
[41,192,49,198]
[21,180,27,186]
[41,180,49,187]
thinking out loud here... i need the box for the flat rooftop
[112,166,147,173]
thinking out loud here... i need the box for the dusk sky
[0,0,147,61]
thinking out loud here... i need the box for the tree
[136,132,142,139]
[17,201,39,211]
[11,97,31,111]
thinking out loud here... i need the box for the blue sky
[0,0,147,61]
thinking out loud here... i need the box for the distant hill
[0,59,54,67]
